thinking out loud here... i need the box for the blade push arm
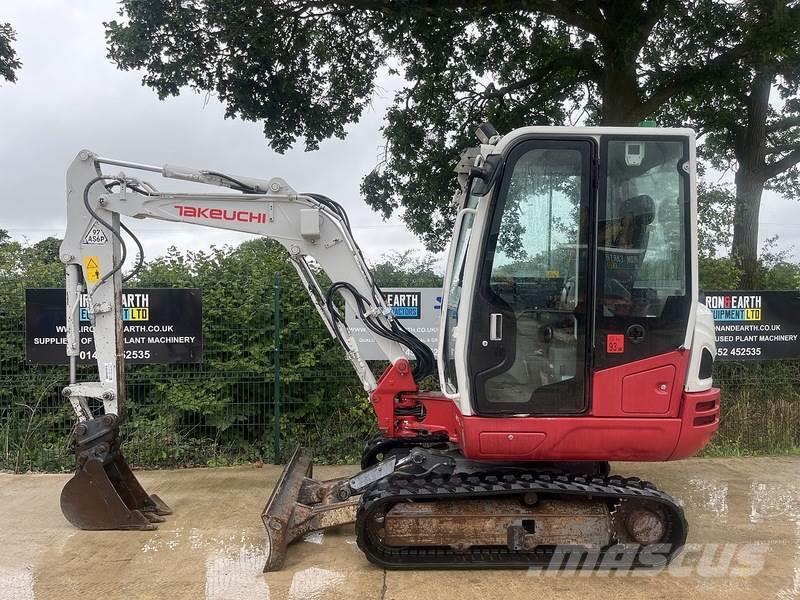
[60,149,423,420]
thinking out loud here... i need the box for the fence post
[273,272,281,463]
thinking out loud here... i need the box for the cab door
[468,139,594,415]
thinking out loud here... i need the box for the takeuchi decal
[175,205,268,224]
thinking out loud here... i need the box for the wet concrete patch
[0,458,797,599]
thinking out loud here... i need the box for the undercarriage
[261,446,686,571]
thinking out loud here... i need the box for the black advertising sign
[703,290,800,361]
[25,288,203,365]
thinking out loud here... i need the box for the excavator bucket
[262,447,359,571]
[60,415,172,531]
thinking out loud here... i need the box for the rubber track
[356,470,687,569]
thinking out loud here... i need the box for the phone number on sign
[716,347,761,357]
[79,350,152,360]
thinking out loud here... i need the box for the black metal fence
[1,282,799,473]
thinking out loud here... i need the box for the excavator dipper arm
[57,149,429,541]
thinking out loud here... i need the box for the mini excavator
[58,124,720,570]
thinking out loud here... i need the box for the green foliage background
[0,236,378,470]
[1,232,798,472]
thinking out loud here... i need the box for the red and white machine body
[58,126,719,566]
[371,127,719,462]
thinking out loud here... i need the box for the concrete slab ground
[0,457,798,600]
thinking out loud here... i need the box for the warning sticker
[606,334,625,354]
[84,256,101,283]
[83,223,109,245]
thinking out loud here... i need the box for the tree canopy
[661,0,800,287]
[0,22,21,83]
[107,1,792,250]
[370,250,443,287]
[105,1,800,282]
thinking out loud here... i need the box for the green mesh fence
[0,279,369,472]
[1,283,799,472]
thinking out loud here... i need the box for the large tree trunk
[595,2,660,126]
[731,171,765,288]
[598,60,642,126]
[731,70,772,289]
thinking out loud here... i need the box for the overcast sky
[0,1,426,266]
[1,1,798,264]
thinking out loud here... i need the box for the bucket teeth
[141,512,167,524]
[148,494,173,516]
[60,415,171,531]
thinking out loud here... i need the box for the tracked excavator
[58,124,720,571]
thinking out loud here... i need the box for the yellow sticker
[84,256,101,283]
[546,270,560,278]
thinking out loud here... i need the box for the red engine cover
[369,350,720,463]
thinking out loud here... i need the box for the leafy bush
[1,236,370,469]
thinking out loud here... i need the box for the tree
[370,250,443,287]
[696,182,736,259]
[29,237,62,264]
[664,1,800,288]
[105,1,782,250]
[0,22,21,83]
[756,235,800,289]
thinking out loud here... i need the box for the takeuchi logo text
[705,294,762,321]
[175,205,268,224]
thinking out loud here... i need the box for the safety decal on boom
[84,256,101,283]
[83,222,108,245]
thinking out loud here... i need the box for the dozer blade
[60,414,172,531]
[262,447,359,571]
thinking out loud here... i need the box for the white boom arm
[59,149,414,421]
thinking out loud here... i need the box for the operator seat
[598,194,655,307]
[599,194,656,250]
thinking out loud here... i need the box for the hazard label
[83,223,108,245]
[606,334,625,354]
[84,256,101,283]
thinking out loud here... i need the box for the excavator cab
[442,130,708,424]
